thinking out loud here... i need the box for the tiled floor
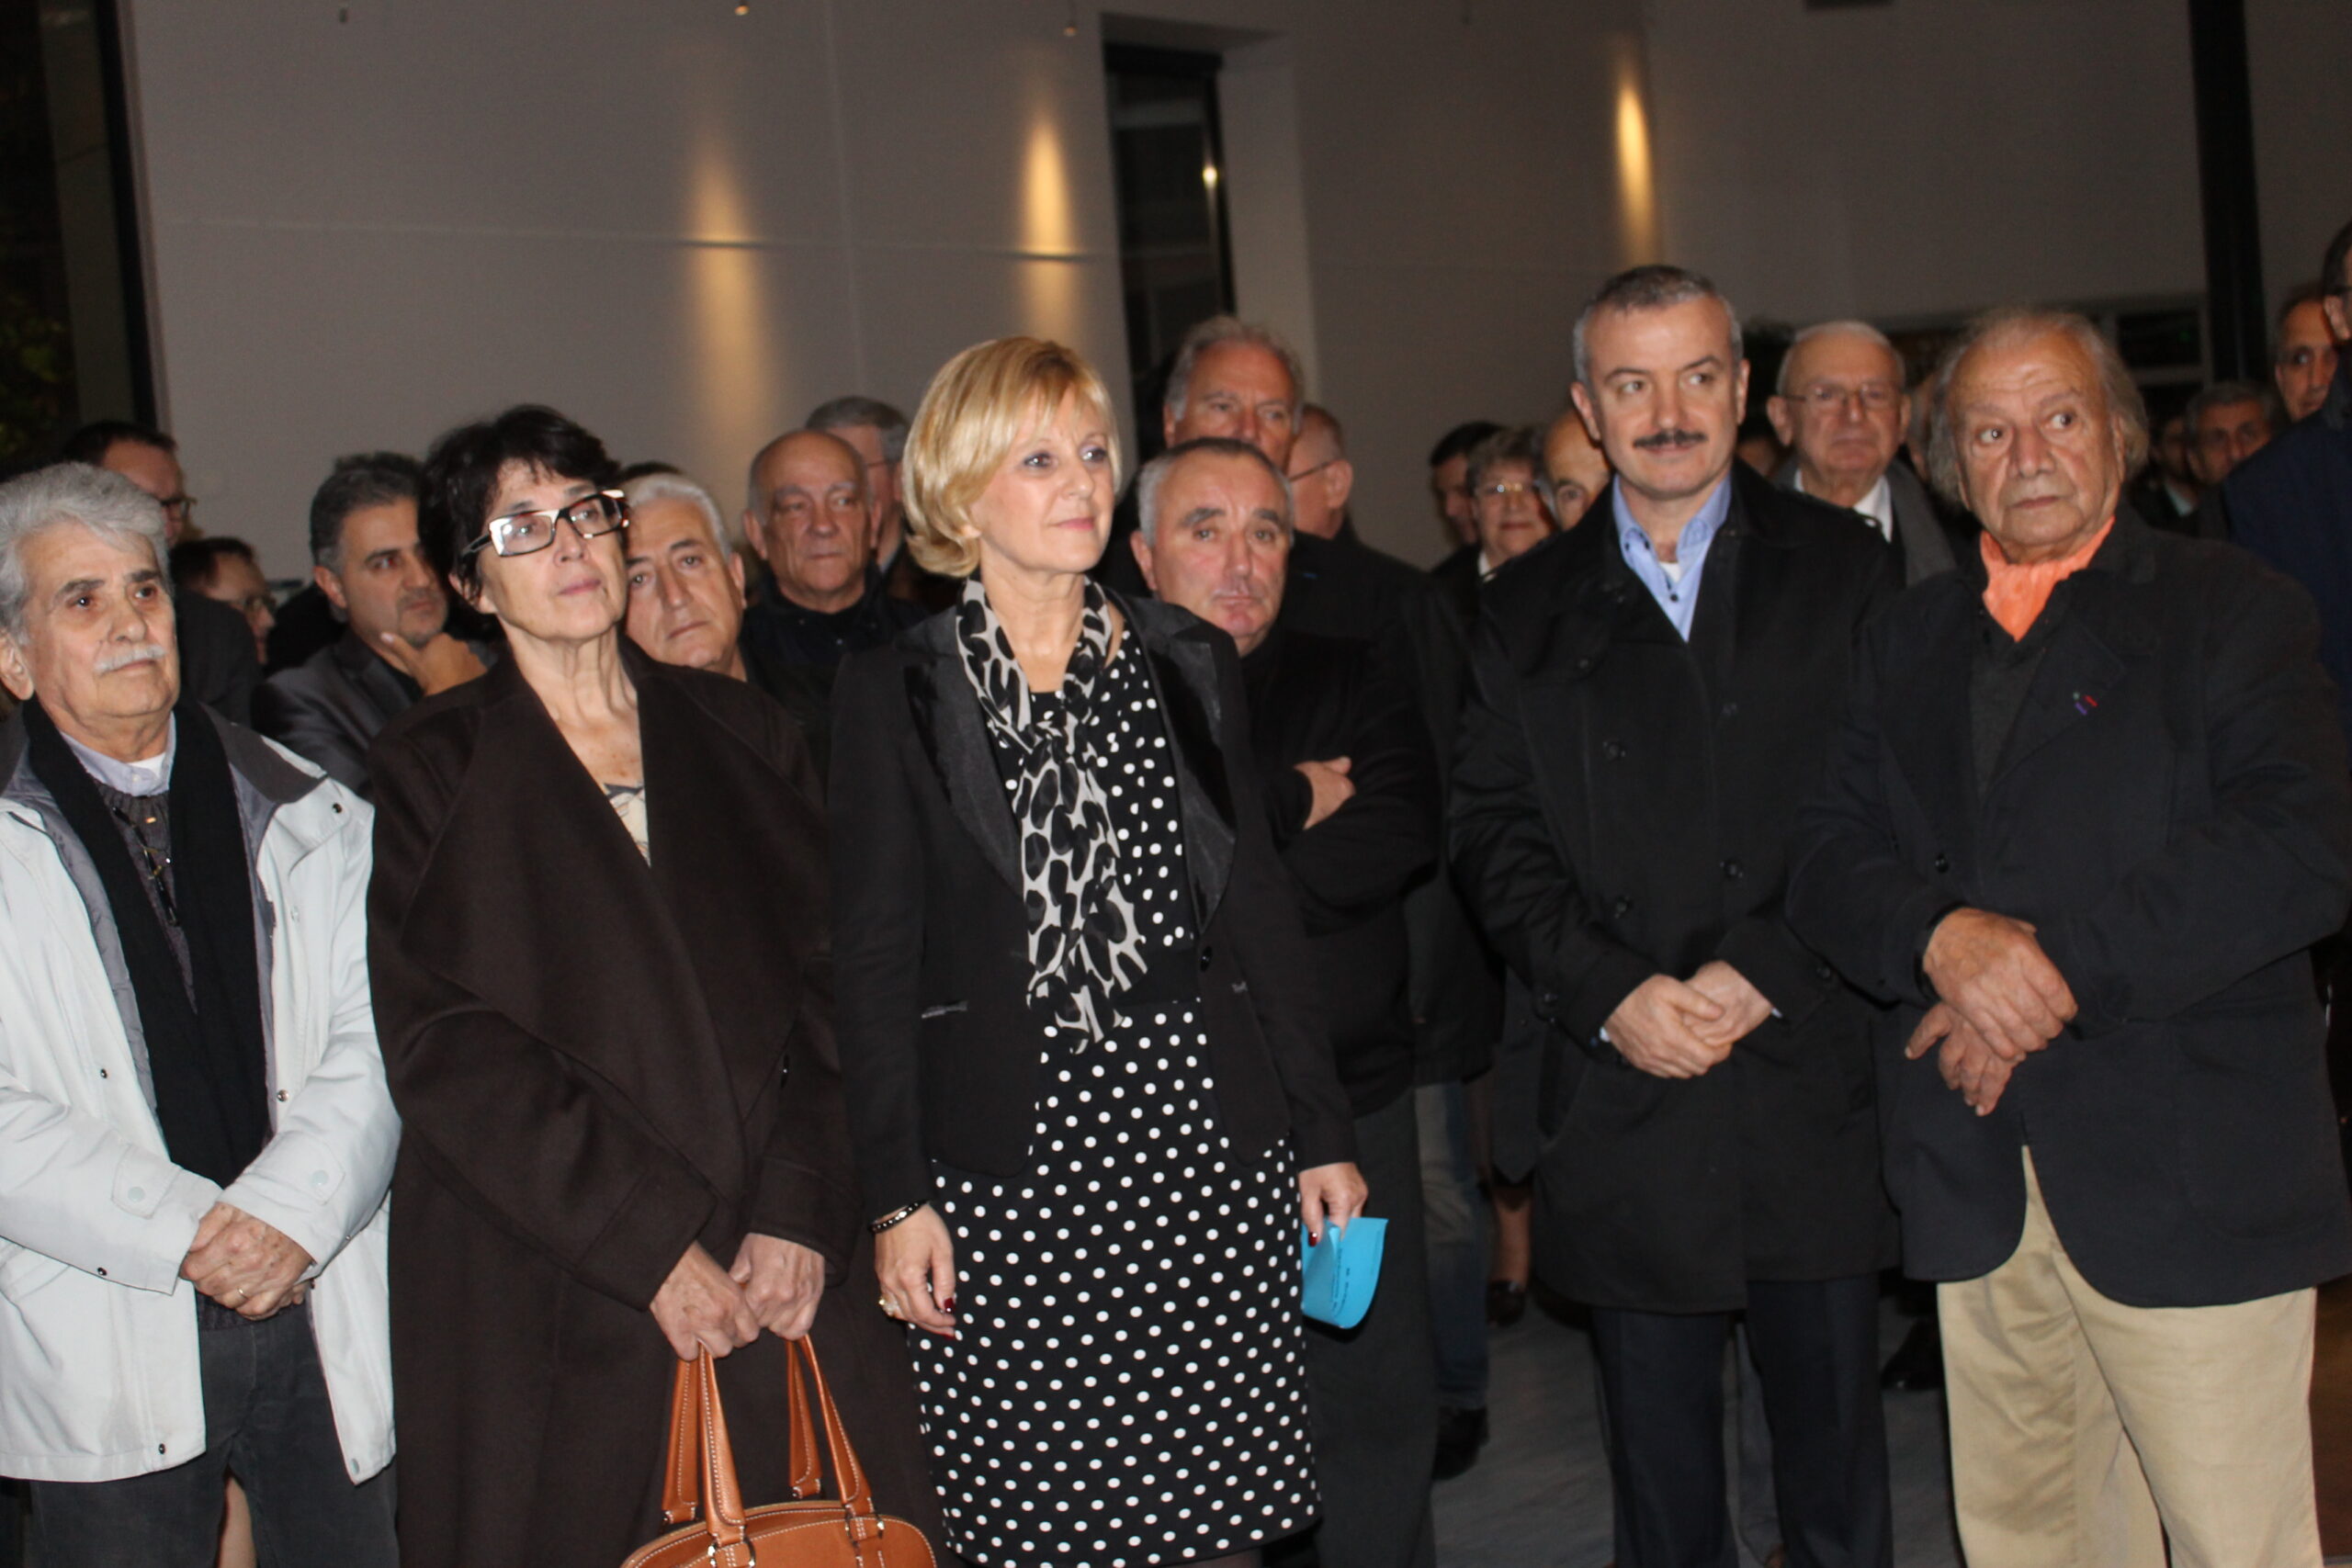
[1431,1296,1961,1568]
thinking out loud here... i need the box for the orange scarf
[1979,516,2113,640]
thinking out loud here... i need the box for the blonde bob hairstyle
[901,336,1123,578]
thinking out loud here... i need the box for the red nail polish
[1308,1232,1320,1247]
[943,1297,957,1314]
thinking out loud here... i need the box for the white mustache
[95,642,167,674]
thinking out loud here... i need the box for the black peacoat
[827,593,1357,1222]
[366,648,933,1568]
[1787,510,2352,1307]
[1450,465,1898,1313]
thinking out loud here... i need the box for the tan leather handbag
[621,1338,935,1568]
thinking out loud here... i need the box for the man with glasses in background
[1767,320,1961,584]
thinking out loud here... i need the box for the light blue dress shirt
[1611,476,1735,640]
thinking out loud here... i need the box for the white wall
[121,0,1633,572]
[1637,0,2349,335]
[119,0,2350,577]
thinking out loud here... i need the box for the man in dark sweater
[1133,435,1442,1568]
[737,428,923,680]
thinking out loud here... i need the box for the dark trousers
[28,1303,396,1568]
[1300,1092,1439,1568]
[1590,1275,1890,1568]
[1414,1079,1488,1411]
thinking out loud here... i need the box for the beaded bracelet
[868,1201,925,1234]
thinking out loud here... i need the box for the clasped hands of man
[1905,908,2077,1116]
[1600,906,2075,1111]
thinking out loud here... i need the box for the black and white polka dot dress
[912,645,1317,1568]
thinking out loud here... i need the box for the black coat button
[1933,852,1951,874]
[1722,859,1745,881]
[1611,896,1634,918]
[1720,701,1739,719]
[1197,945,1215,970]
[1600,738,1626,761]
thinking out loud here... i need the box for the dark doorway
[1103,42,1234,460]
[0,0,152,471]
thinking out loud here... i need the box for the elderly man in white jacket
[0,463,397,1566]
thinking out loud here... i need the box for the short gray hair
[1135,437,1295,546]
[1163,317,1306,424]
[1776,320,1902,396]
[1924,308,2150,508]
[1464,425,1550,502]
[2185,378,2278,435]
[0,463,169,639]
[805,395,910,463]
[1572,265,1744,390]
[622,469,736,558]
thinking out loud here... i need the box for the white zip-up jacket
[0,711,396,1483]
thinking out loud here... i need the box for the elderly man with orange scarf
[1789,308,2352,1568]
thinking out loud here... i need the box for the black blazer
[829,594,1358,1218]
[367,648,931,1565]
[178,589,260,726]
[1788,510,2352,1308]
[1242,626,1439,1115]
[1450,464,1898,1312]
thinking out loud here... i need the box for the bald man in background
[1541,409,1611,529]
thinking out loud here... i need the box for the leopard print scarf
[956,578,1147,1042]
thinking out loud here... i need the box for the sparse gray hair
[622,469,736,558]
[805,395,910,463]
[1572,265,1744,390]
[1135,437,1295,546]
[0,463,170,640]
[1776,320,1903,397]
[1924,308,2151,508]
[1163,317,1306,424]
[1463,425,1551,502]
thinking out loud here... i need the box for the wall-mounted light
[1202,164,1219,190]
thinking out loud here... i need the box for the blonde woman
[831,337,1366,1568]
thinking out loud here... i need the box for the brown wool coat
[366,649,936,1568]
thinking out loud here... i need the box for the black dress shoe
[1880,1313,1943,1391]
[1432,1405,1488,1481]
[1486,1280,1529,1326]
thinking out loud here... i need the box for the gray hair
[1135,437,1295,546]
[2185,378,2278,436]
[805,395,910,463]
[1572,265,1744,390]
[0,464,170,640]
[1776,319,1902,396]
[1924,308,2151,508]
[1464,425,1551,502]
[1163,316,1306,424]
[622,469,736,558]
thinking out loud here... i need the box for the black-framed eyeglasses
[1287,458,1340,483]
[461,490,629,561]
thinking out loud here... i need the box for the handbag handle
[654,1337,888,1560]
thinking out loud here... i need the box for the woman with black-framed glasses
[362,404,933,1567]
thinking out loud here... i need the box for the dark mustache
[1634,428,1706,451]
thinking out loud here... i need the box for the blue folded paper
[1300,1216,1387,1330]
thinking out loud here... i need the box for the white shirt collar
[1795,468,1894,543]
[62,716,175,796]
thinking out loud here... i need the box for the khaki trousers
[1939,1152,2322,1568]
